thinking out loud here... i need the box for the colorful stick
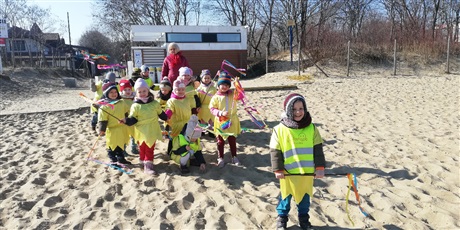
[86,134,102,160]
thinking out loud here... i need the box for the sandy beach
[0,65,459,229]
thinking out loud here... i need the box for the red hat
[119,79,132,92]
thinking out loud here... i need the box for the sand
[0,65,459,229]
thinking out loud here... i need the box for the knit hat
[159,77,172,90]
[119,79,132,92]
[173,80,186,90]
[283,93,308,120]
[134,78,149,91]
[217,70,232,86]
[200,69,211,78]
[179,66,193,76]
[102,83,119,99]
[185,115,202,141]
[140,65,149,73]
[105,72,116,83]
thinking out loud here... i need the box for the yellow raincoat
[91,80,103,113]
[121,98,134,137]
[166,97,192,137]
[196,84,216,123]
[209,90,241,140]
[129,100,164,148]
[98,100,130,150]
[185,84,198,108]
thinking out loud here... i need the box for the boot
[217,157,225,168]
[117,157,132,165]
[299,214,312,230]
[144,161,158,175]
[276,215,288,230]
[232,157,241,166]
[131,139,139,155]
[180,165,190,174]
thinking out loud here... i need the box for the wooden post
[446,35,450,74]
[346,41,350,77]
[393,39,397,76]
[298,41,301,76]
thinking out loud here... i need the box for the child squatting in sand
[269,93,326,230]
[169,115,206,173]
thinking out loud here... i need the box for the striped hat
[217,71,232,86]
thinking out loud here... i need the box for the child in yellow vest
[169,115,206,174]
[209,71,241,167]
[269,93,326,230]
[196,69,217,137]
[97,83,131,166]
[122,78,168,175]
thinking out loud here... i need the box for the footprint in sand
[43,195,63,207]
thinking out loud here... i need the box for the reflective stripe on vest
[178,135,200,156]
[275,124,315,174]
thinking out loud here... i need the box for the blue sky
[28,0,94,45]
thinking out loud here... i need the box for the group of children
[90,66,244,175]
[90,66,327,230]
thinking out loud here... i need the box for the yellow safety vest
[276,124,315,174]
[170,135,201,165]
[176,135,201,156]
[274,124,316,203]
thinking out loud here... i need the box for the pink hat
[134,78,149,91]
[179,67,193,76]
[173,80,186,90]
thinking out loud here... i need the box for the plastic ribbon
[97,63,127,70]
[219,60,268,129]
[346,173,374,226]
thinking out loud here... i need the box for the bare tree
[213,0,250,26]
[339,0,374,39]
[79,30,113,55]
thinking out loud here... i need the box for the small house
[130,25,248,80]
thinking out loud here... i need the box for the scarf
[134,93,154,104]
[171,92,186,99]
[159,91,172,101]
[280,112,312,129]
[171,52,183,66]
[121,92,135,100]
